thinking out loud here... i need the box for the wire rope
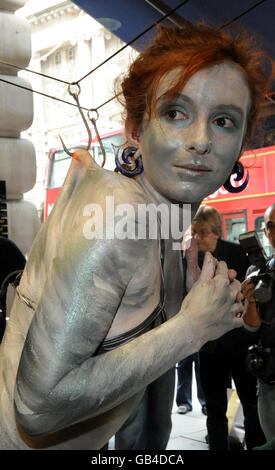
[0,77,89,111]
[0,0,272,114]
[218,0,269,30]
[75,0,191,84]
[0,60,70,85]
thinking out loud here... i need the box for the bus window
[93,133,124,170]
[44,130,125,221]
[254,216,274,257]
[225,217,246,242]
[222,212,247,243]
[48,150,71,189]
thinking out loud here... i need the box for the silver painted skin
[0,157,242,449]
[0,157,182,448]
[0,63,248,449]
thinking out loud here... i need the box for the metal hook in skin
[59,82,92,157]
[87,108,106,168]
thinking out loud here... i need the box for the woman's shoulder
[87,166,150,206]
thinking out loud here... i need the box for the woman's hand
[184,234,201,291]
[241,278,261,328]
[180,252,244,346]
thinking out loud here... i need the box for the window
[48,132,124,189]
[66,46,75,65]
[55,51,61,65]
[225,216,247,243]
[92,133,124,171]
[49,150,71,189]
[254,216,274,257]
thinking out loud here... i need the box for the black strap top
[96,238,167,354]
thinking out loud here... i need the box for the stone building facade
[17,0,136,215]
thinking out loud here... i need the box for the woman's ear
[125,122,140,148]
[131,130,140,145]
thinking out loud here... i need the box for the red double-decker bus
[202,145,275,256]
[44,127,124,220]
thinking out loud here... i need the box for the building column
[0,0,40,255]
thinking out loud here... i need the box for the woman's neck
[136,172,201,242]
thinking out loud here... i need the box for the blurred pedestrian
[193,206,266,450]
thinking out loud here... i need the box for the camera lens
[254,278,273,303]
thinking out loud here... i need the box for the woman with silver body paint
[0,24,273,449]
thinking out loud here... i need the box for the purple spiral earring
[223,161,249,193]
[115,146,143,178]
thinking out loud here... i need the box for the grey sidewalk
[108,398,208,451]
[167,396,208,450]
[109,368,209,451]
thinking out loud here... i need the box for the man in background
[193,206,265,450]
[242,203,275,444]
[176,354,207,416]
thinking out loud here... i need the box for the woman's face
[139,62,251,203]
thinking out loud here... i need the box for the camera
[239,231,275,383]
[239,231,275,322]
[248,257,275,306]
[246,344,275,384]
[239,231,267,268]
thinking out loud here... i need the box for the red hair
[120,24,274,148]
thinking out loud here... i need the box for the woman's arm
[14,150,243,437]
[14,233,243,438]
